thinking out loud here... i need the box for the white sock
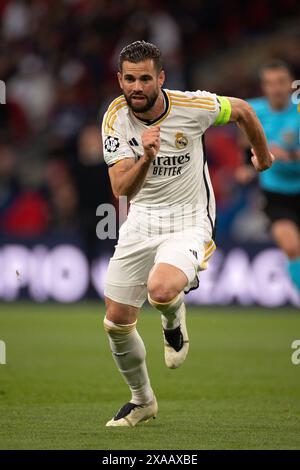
[104,317,154,405]
[148,291,184,330]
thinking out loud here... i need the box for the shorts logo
[189,249,198,260]
[175,132,188,149]
[104,136,120,153]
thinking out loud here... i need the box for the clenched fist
[142,126,160,161]
[251,148,274,172]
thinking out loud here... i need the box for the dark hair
[259,60,292,79]
[118,41,162,73]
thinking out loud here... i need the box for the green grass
[0,302,300,450]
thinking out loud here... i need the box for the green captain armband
[213,96,231,126]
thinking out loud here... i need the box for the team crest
[104,136,120,153]
[175,132,188,149]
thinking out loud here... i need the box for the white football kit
[102,89,231,307]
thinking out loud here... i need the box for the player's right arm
[102,102,160,200]
[109,125,160,200]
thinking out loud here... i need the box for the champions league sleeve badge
[104,136,120,153]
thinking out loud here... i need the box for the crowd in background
[0,0,300,246]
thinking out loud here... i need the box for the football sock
[148,291,184,330]
[103,317,153,405]
[287,257,300,293]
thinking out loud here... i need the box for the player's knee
[104,297,137,325]
[104,300,121,324]
[147,283,178,304]
[285,245,300,260]
[274,234,300,259]
[271,221,300,259]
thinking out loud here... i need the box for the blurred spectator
[8,54,55,131]
[0,98,30,143]
[1,190,50,237]
[2,0,31,41]
[45,157,79,231]
[148,6,184,89]
[0,142,49,237]
[72,123,113,257]
[0,142,18,215]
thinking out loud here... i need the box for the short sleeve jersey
[102,89,231,235]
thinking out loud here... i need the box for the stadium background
[0,0,300,306]
[1,0,300,307]
[1,0,300,452]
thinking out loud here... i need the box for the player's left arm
[225,97,274,172]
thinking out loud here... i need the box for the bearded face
[118,59,165,115]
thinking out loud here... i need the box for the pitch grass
[0,302,300,450]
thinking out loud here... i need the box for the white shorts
[104,220,216,308]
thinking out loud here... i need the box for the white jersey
[102,89,230,237]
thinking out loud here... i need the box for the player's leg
[263,191,300,293]
[147,262,187,329]
[271,219,300,292]
[147,235,215,369]
[103,226,158,426]
[104,295,157,427]
[147,262,189,369]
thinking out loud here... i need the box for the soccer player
[236,61,300,293]
[101,41,273,427]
